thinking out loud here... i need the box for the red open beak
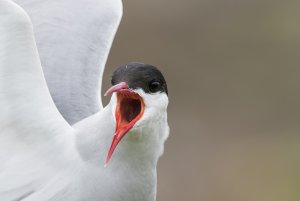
[104,82,145,165]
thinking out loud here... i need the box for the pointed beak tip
[105,155,111,166]
[104,82,127,97]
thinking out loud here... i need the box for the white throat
[73,91,169,201]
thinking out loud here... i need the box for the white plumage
[13,0,122,124]
[0,1,169,201]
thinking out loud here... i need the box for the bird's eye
[149,81,161,93]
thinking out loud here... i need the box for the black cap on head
[111,62,168,95]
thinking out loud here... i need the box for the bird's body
[1,100,167,201]
[0,0,169,201]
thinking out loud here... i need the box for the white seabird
[0,1,169,201]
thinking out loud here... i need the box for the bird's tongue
[105,88,144,165]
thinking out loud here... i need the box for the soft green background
[103,0,300,200]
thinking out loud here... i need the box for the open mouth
[105,88,145,165]
[116,90,144,127]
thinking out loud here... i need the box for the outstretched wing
[0,1,79,200]
[13,0,123,124]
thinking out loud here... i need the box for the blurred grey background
[103,0,300,200]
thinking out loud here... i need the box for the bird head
[104,62,169,165]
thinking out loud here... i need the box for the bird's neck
[74,100,168,201]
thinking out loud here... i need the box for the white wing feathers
[14,0,123,124]
[0,1,78,200]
